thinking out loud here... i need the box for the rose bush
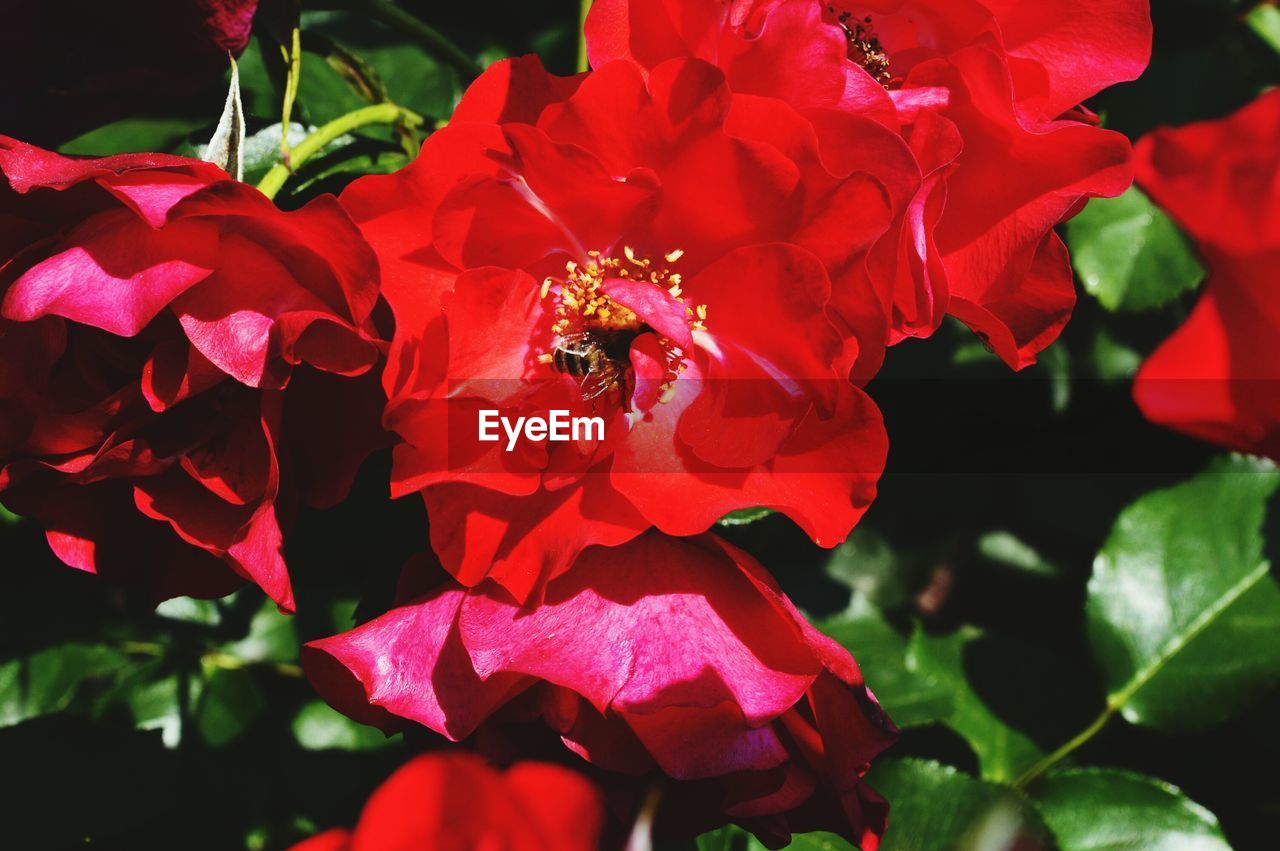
[586,0,1150,370]
[303,532,896,849]
[0,138,387,609]
[1132,89,1280,461]
[11,2,1280,851]
[288,753,605,851]
[341,54,905,602]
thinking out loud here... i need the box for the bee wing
[579,368,617,402]
[554,332,597,356]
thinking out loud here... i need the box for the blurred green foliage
[700,447,1280,851]
[1066,186,1205,313]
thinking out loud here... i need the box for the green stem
[256,102,422,200]
[202,652,305,679]
[118,642,303,678]
[119,641,166,658]
[344,0,483,79]
[579,0,593,73]
[1017,558,1277,788]
[1013,702,1119,789]
[281,26,303,160]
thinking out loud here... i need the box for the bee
[551,328,639,403]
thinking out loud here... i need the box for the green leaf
[154,597,223,627]
[952,341,1000,367]
[196,668,265,747]
[1248,4,1280,55]
[59,116,208,157]
[327,599,360,633]
[1036,768,1231,851]
[304,32,392,105]
[125,669,201,749]
[220,598,300,665]
[0,503,19,525]
[694,825,858,850]
[1066,186,1205,312]
[300,11,462,121]
[695,825,858,850]
[977,532,1062,578]
[906,629,1043,783]
[1087,455,1280,731]
[870,759,1045,851]
[1040,341,1072,413]
[717,507,776,527]
[292,144,410,196]
[292,700,395,751]
[296,48,373,126]
[0,644,129,728]
[1090,329,1143,381]
[236,36,288,121]
[824,528,919,610]
[785,836,857,850]
[818,604,953,728]
[695,828,757,851]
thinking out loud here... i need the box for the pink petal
[601,277,693,348]
[302,586,530,740]
[2,210,216,337]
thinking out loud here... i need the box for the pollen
[539,247,710,399]
[543,248,706,338]
[828,7,892,87]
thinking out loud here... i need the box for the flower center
[828,7,892,87]
[537,248,708,403]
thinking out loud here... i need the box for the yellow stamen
[830,8,892,86]
[536,247,707,404]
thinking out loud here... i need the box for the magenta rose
[303,532,897,848]
[0,137,387,609]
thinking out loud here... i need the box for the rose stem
[255,102,424,200]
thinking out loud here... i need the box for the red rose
[0,137,387,609]
[302,532,896,849]
[586,0,1149,369]
[341,55,896,602]
[288,753,605,851]
[1132,90,1280,460]
[1,1,260,146]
